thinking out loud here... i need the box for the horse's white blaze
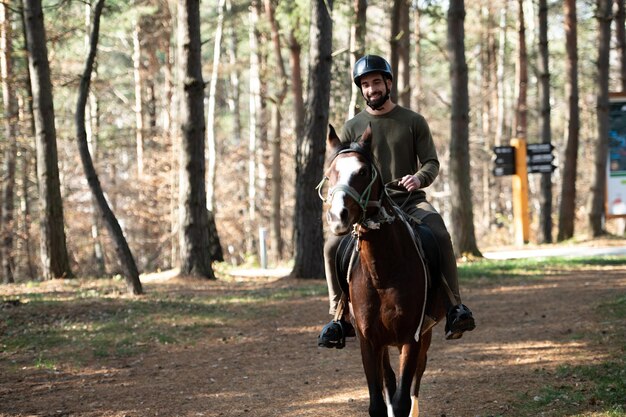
[327,156,363,234]
[328,190,349,234]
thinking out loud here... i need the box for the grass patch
[518,360,626,417]
[600,294,626,320]
[0,279,326,366]
[459,256,626,416]
[512,293,626,417]
[458,255,626,282]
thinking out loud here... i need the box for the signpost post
[510,138,530,245]
[492,140,556,245]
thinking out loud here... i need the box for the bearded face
[359,73,391,110]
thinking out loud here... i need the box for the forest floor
[2,240,626,417]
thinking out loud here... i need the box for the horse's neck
[360,202,413,256]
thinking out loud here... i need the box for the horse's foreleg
[360,339,388,417]
[410,329,433,416]
[382,348,396,400]
[392,342,421,417]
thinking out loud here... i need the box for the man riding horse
[318,54,476,348]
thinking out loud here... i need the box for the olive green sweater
[340,105,440,207]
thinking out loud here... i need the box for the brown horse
[320,124,447,417]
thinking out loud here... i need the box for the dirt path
[2,266,626,417]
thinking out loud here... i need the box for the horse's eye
[357,167,367,176]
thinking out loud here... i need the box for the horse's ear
[327,124,341,152]
[358,123,373,151]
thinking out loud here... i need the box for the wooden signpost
[493,139,555,245]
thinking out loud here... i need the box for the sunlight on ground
[453,340,608,368]
[140,268,180,283]
[306,387,368,405]
[226,266,292,278]
[487,282,560,293]
[139,266,292,284]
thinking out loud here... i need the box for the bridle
[316,147,383,223]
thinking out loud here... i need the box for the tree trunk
[252,2,269,243]
[289,29,305,142]
[176,0,215,278]
[292,0,333,278]
[447,0,481,257]
[247,1,260,256]
[615,0,626,91]
[84,2,106,277]
[206,0,225,212]
[163,2,177,268]
[537,0,553,243]
[514,0,528,139]
[23,0,73,280]
[557,0,579,241]
[588,0,612,236]
[76,0,143,295]
[412,3,422,112]
[132,16,144,178]
[18,138,37,280]
[391,0,412,108]
[348,0,366,118]
[264,0,287,262]
[226,0,242,148]
[17,3,38,280]
[1,0,17,283]
[495,3,509,146]
[479,2,497,232]
[390,0,410,106]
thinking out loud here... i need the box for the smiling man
[318,55,475,348]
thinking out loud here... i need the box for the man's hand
[399,174,421,192]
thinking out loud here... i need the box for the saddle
[334,216,441,299]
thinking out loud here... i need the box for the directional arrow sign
[496,152,515,165]
[528,163,557,174]
[494,145,515,156]
[527,143,555,154]
[493,165,516,176]
[493,146,516,176]
[526,142,555,174]
[527,153,555,163]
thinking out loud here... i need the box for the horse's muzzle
[327,209,351,235]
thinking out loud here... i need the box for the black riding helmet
[353,55,393,87]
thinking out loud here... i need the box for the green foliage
[277,0,309,47]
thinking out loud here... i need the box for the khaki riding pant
[324,202,462,315]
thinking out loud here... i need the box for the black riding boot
[445,304,476,340]
[317,319,355,349]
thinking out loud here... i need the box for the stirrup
[445,304,476,340]
[318,320,347,349]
